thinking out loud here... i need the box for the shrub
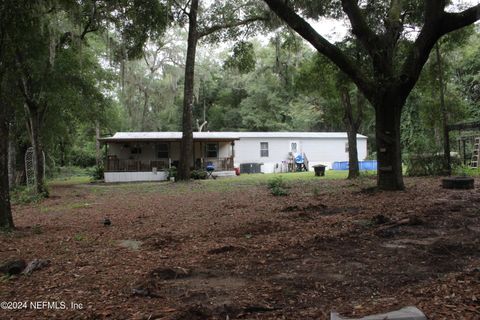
[452,165,480,177]
[268,176,289,196]
[191,169,208,180]
[69,148,96,168]
[167,167,177,180]
[404,154,444,176]
[89,165,104,181]
[10,186,47,205]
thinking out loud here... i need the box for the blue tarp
[332,160,377,171]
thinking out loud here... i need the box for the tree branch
[441,4,480,35]
[263,0,375,101]
[14,48,34,105]
[340,0,379,54]
[172,0,191,18]
[400,3,480,99]
[198,15,269,38]
[80,0,99,40]
[383,0,403,46]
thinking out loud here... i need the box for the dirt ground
[1,175,479,320]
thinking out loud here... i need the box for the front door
[290,141,300,154]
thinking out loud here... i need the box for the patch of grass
[452,165,480,177]
[40,202,92,214]
[48,175,91,186]
[69,202,91,209]
[10,186,47,205]
[268,176,289,196]
[74,234,86,241]
[47,166,93,186]
[82,170,354,197]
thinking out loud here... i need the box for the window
[205,143,218,158]
[157,143,169,158]
[260,142,269,157]
[131,146,142,154]
[345,142,349,153]
[290,141,298,153]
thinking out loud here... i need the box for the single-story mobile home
[99,132,367,182]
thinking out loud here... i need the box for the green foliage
[167,167,177,180]
[90,165,104,181]
[190,169,208,180]
[10,186,48,205]
[403,154,458,176]
[224,41,256,73]
[70,148,97,168]
[48,166,90,181]
[74,234,86,242]
[452,165,480,177]
[268,176,289,196]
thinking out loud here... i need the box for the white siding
[234,137,367,173]
[105,171,168,183]
[104,132,369,177]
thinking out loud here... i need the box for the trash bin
[313,164,326,176]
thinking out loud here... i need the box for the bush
[268,176,289,196]
[89,165,104,181]
[405,153,460,176]
[191,169,208,180]
[70,148,96,168]
[10,186,47,205]
[452,165,480,177]
[167,167,177,180]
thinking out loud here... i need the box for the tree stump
[441,177,474,189]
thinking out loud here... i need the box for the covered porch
[99,132,238,182]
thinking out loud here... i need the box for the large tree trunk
[0,108,14,230]
[27,108,48,196]
[340,87,361,180]
[346,127,360,179]
[177,0,199,181]
[375,95,404,190]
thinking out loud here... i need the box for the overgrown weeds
[10,186,48,205]
[89,165,104,181]
[268,176,289,196]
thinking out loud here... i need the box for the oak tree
[263,0,480,190]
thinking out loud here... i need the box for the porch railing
[201,157,234,171]
[106,159,170,172]
[106,157,234,172]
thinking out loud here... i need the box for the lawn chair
[206,161,216,179]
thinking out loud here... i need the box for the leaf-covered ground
[1,174,479,319]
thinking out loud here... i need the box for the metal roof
[99,131,367,142]
[233,132,367,138]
